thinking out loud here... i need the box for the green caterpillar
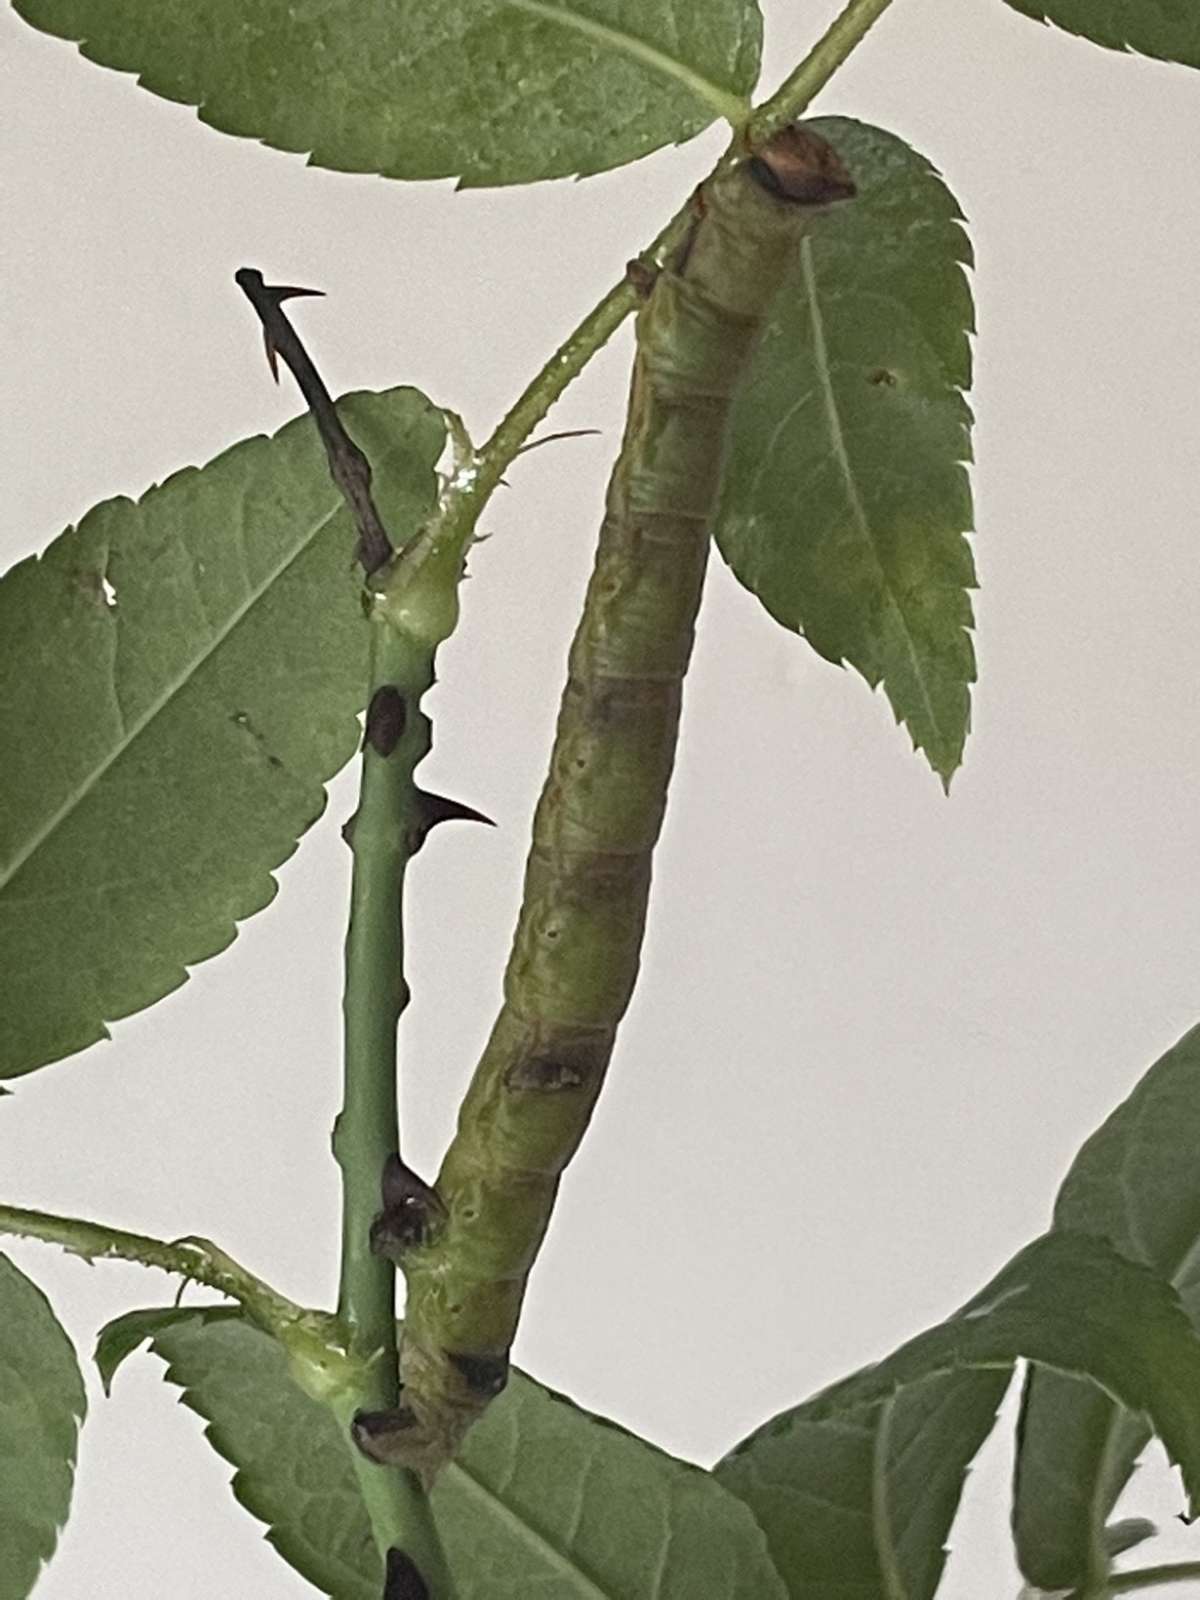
[364,124,856,1478]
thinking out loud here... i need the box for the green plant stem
[333,1395,455,1597]
[0,1202,305,1335]
[748,0,899,144]
[332,610,455,1593]
[1074,1565,1200,1597]
[335,622,426,1343]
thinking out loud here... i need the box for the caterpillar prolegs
[367,125,855,1478]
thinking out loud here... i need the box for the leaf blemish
[867,367,898,387]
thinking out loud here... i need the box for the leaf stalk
[0,1202,305,1337]
[748,0,900,144]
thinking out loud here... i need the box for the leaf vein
[505,0,746,123]
[0,495,344,895]
[799,235,945,748]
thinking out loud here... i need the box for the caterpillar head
[748,123,856,207]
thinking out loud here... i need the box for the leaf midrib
[0,494,345,897]
[445,1451,618,1600]
[506,0,748,123]
[798,237,945,749]
[871,1395,910,1600]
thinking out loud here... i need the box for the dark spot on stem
[447,1349,509,1399]
[365,686,407,756]
[867,367,898,387]
[384,1549,431,1600]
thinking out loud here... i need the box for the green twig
[748,0,900,144]
[237,271,459,1595]
[332,613,456,1592]
[0,1202,305,1337]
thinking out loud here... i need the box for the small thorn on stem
[408,790,495,854]
[512,427,602,460]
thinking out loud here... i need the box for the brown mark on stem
[364,686,408,757]
[383,1548,431,1600]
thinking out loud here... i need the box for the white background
[3,0,1200,1593]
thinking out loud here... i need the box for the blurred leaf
[0,1253,87,1600]
[1001,1,1200,70]
[0,388,444,1076]
[719,1230,1200,1597]
[1103,1517,1158,1559]
[714,116,976,783]
[1013,1022,1200,1591]
[11,0,762,186]
[716,1369,1009,1600]
[113,1307,786,1598]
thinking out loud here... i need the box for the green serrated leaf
[719,1231,1200,1599]
[1013,1023,1200,1591]
[0,1253,87,1600]
[94,1303,226,1396]
[715,1369,1009,1600]
[1001,1,1200,70]
[0,387,444,1077]
[121,1307,785,1598]
[11,0,762,187]
[439,1365,787,1600]
[714,116,976,783]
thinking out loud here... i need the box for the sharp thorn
[265,282,325,304]
[418,791,496,831]
[262,328,280,384]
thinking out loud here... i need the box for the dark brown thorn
[269,284,325,304]
[260,286,324,382]
[418,790,495,829]
[262,327,280,384]
[408,790,495,855]
[234,267,393,575]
